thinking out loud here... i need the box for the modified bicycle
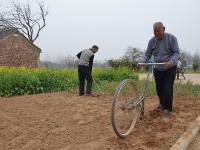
[111,63,165,138]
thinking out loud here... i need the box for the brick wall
[0,33,40,68]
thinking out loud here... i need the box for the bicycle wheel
[111,79,140,138]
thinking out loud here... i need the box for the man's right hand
[137,63,146,68]
[164,61,173,70]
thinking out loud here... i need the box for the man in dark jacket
[76,45,99,96]
[141,22,180,116]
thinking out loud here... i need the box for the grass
[0,66,200,98]
[0,66,138,97]
[92,79,200,98]
[185,69,200,74]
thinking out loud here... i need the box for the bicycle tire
[111,79,140,138]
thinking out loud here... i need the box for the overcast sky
[1,0,200,62]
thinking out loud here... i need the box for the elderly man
[142,22,180,116]
[76,45,99,96]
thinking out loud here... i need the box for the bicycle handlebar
[137,62,166,66]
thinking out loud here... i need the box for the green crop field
[0,67,137,96]
[0,66,200,97]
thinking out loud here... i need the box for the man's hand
[137,63,146,68]
[165,61,173,70]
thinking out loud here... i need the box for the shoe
[79,94,84,96]
[156,104,164,111]
[163,109,171,117]
[86,93,95,97]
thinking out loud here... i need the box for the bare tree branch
[0,1,48,43]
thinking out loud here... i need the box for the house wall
[0,33,40,68]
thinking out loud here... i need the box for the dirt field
[188,132,200,150]
[0,92,200,150]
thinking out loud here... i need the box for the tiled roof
[0,27,17,40]
[0,27,41,52]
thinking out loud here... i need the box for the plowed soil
[0,92,200,150]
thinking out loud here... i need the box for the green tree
[192,52,200,72]
[180,51,187,67]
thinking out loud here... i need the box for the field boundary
[170,116,200,150]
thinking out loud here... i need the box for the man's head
[153,22,165,39]
[91,45,99,53]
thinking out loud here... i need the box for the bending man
[76,45,99,96]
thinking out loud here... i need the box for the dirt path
[139,73,200,84]
[184,74,200,84]
[0,92,200,150]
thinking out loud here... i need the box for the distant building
[0,27,41,68]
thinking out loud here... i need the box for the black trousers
[78,65,93,95]
[153,66,177,112]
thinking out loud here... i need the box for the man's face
[154,26,165,39]
[92,48,98,53]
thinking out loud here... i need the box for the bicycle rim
[111,79,140,138]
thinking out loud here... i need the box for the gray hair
[153,22,164,29]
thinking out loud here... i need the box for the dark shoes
[157,104,171,117]
[79,93,96,97]
[86,93,95,97]
[156,104,164,112]
[162,109,171,117]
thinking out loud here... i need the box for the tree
[179,51,187,67]
[0,1,48,43]
[122,47,144,62]
[55,55,78,69]
[192,51,200,72]
[107,59,138,70]
[107,47,144,70]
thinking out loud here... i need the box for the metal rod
[93,78,104,95]
[138,62,166,66]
